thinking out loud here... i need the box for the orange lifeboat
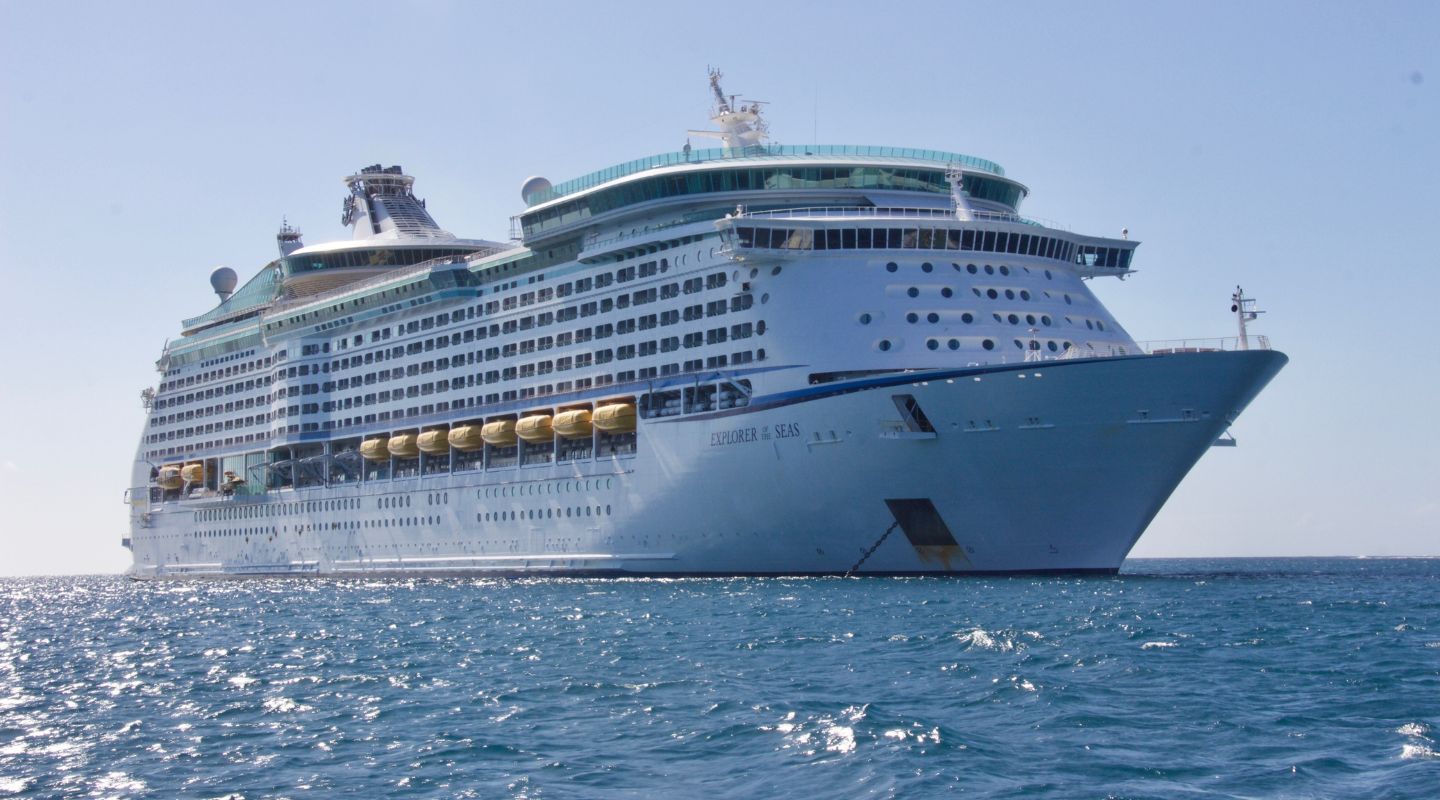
[593,403,636,433]
[360,438,390,461]
[387,433,419,459]
[417,429,450,455]
[553,409,593,439]
[448,424,485,452]
[516,414,554,443]
[480,420,517,447]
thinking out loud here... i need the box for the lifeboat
[553,409,593,439]
[180,462,205,483]
[516,414,554,443]
[360,438,390,461]
[593,403,637,433]
[157,466,184,489]
[387,433,420,459]
[480,420,517,447]
[417,429,450,455]
[448,424,485,452]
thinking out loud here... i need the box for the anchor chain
[845,521,900,577]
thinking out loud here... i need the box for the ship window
[886,262,898,273]
[906,312,918,324]
[907,287,919,298]
[982,339,995,350]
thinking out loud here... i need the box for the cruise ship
[125,72,1286,578]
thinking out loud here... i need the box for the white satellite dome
[210,266,238,300]
[520,176,552,203]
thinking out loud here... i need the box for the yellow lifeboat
[157,466,184,489]
[480,420,517,447]
[180,462,205,483]
[593,403,637,433]
[417,429,450,455]
[516,414,554,443]
[448,424,485,452]
[360,438,390,461]
[387,433,420,459]
[553,409,593,439]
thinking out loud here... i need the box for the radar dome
[210,266,238,300]
[520,176,552,203]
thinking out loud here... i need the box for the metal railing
[1136,336,1272,354]
[525,144,1007,206]
[728,206,1065,230]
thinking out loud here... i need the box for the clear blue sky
[1,0,1435,575]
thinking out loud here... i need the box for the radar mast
[687,68,770,154]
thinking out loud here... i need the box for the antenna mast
[688,67,770,154]
[1231,286,1265,350]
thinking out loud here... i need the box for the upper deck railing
[524,145,1006,207]
[1137,336,1272,354]
[729,205,1068,231]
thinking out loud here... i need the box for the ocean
[0,558,1436,798]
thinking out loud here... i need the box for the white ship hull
[128,350,1284,578]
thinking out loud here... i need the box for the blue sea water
[0,559,1436,799]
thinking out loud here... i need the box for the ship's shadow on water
[1,557,1436,799]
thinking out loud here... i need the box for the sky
[0,0,1436,576]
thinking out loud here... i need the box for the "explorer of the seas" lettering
[710,422,801,447]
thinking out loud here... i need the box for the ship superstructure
[124,75,1285,577]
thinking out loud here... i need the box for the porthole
[906,312,919,324]
[941,287,953,298]
[1097,321,1106,331]
[756,347,766,360]
[1008,314,1019,325]
[750,268,759,279]
[948,339,961,350]
[1042,315,1052,326]
[971,288,982,297]
[986,289,998,299]
[907,287,919,298]
[1086,320,1094,330]
[966,264,978,274]
[858,313,873,325]
[984,265,995,275]
[761,293,770,304]
[1026,314,1036,325]
[756,320,767,335]
[961,312,974,324]
[1014,339,1024,349]
[927,312,939,323]
[1005,289,1015,300]
[982,339,995,350]
[771,266,782,276]
[1064,294,1072,305]
[1020,290,1031,301]
[878,339,892,352]
[1045,270,1053,280]
[921,262,933,273]
[885,262,898,273]
[952,263,964,272]
[1047,341,1058,352]
[926,339,939,351]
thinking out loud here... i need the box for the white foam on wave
[1400,743,1436,760]
[1141,641,1178,650]
[955,627,1016,652]
[1397,722,1429,738]
[824,724,856,754]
